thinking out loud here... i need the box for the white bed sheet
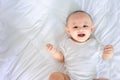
[0,0,120,80]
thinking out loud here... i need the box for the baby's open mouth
[78,34,85,37]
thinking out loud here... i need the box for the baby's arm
[102,45,114,60]
[94,45,114,80]
[46,43,64,62]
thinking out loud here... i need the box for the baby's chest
[64,46,100,64]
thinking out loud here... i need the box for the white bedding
[0,0,120,80]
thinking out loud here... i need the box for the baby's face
[66,12,94,43]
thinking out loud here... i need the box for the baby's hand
[46,43,56,54]
[102,45,114,60]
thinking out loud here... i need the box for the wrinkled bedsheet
[0,0,120,80]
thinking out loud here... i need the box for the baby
[46,10,114,80]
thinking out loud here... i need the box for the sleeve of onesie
[58,39,65,54]
[58,37,68,57]
[57,37,69,74]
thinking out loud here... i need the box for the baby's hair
[66,10,93,26]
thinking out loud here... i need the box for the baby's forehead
[69,12,90,20]
[67,12,93,24]
[66,11,93,26]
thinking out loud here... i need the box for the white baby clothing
[59,37,110,80]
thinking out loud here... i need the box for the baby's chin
[77,39,88,43]
[76,37,90,43]
[71,38,88,43]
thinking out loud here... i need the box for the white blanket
[0,0,120,80]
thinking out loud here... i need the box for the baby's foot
[93,78,109,80]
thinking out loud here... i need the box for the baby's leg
[93,78,108,80]
[49,72,70,80]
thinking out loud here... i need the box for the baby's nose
[78,27,84,30]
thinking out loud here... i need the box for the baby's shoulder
[58,36,69,46]
[89,38,100,46]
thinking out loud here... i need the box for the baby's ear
[65,27,70,34]
[91,26,95,32]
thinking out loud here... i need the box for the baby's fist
[102,45,114,60]
[46,43,56,54]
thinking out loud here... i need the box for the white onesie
[59,37,110,80]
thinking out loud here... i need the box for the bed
[0,0,120,80]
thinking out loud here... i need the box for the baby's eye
[83,25,89,28]
[73,26,78,28]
